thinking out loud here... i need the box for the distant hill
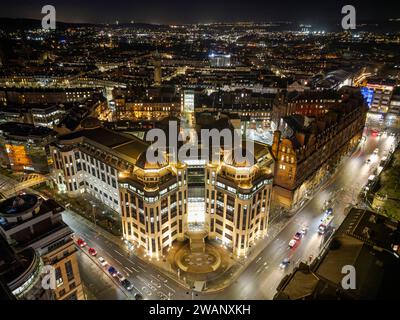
[0,17,398,33]
[0,17,168,32]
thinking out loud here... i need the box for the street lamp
[92,204,96,228]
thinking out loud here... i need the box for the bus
[318,215,334,234]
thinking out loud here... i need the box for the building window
[55,267,63,288]
[65,261,74,282]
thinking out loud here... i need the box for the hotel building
[271,88,368,208]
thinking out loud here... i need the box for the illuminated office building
[51,120,188,257]
[205,142,274,257]
[119,155,188,258]
[209,53,231,68]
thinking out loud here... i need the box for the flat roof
[59,127,133,148]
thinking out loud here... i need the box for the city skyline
[1,0,400,25]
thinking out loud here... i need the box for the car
[294,232,302,240]
[134,293,144,300]
[121,279,133,291]
[116,272,126,282]
[288,239,297,248]
[98,256,108,267]
[88,247,97,256]
[108,266,117,277]
[374,148,379,154]
[300,226,308,235]
[279,258,290,269]
[77,238,87,247]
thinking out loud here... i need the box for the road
[62,211,189,300]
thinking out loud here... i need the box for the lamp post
[92,204,96,228]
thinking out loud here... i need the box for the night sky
[1,0,399,25]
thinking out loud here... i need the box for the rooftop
[0,122,54,137]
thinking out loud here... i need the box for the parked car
[88,247,97,256]
[300,226,308,235]
[108,266,117,277]
[134,293,144,300]
[288,239,297,248]
[294,232,302,240]
[98,256,108,267]
[116,272,126,282]
[77,238,86,247]
[121,279,133,291]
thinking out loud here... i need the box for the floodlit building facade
[119,156,188,258]
[205,142,274,256]
[272,89,368,208]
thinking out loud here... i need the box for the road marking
[130,266,139,272]
[124,267,132,273]
[136,265,146,272]
[150,274,161,282]
[113,249,124,256]
[164,284,175,293]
